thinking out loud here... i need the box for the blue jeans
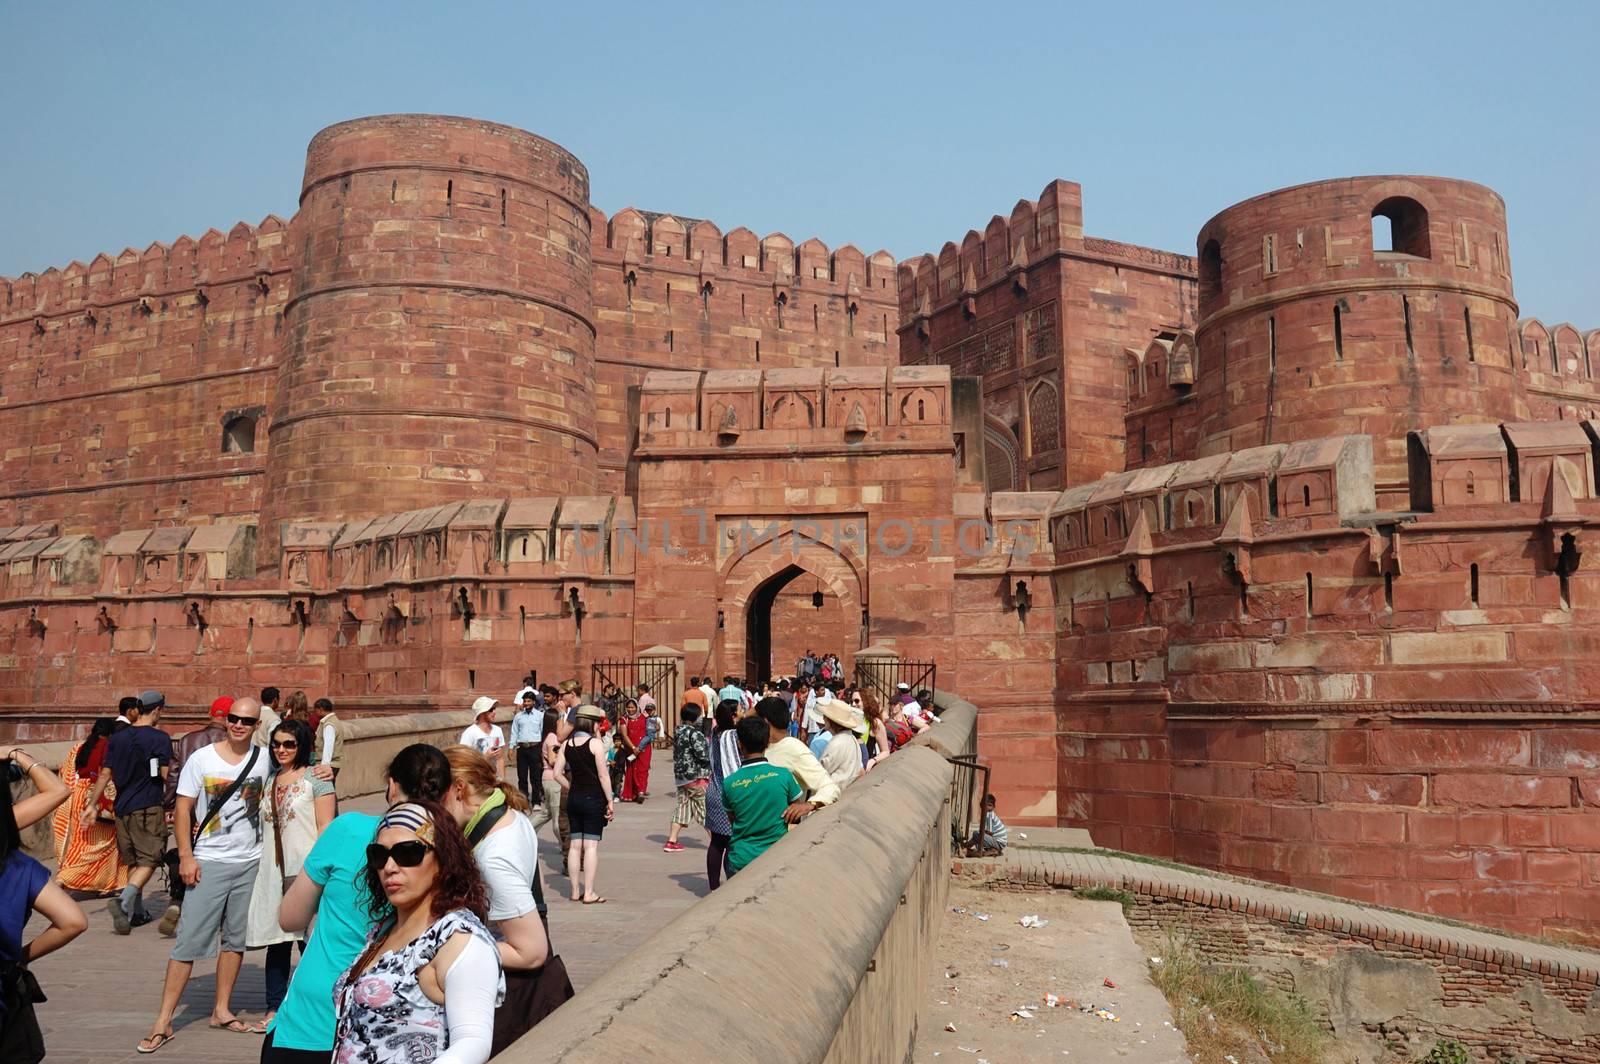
[264,940,304,1012]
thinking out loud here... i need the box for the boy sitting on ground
[965,793,1008,856]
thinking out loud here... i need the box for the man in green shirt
[723,716,802,875]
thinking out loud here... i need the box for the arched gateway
[629,365,970,682]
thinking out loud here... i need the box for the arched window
[983,424,1019,494]
[1028,379,1061,457]
[1371,197,1431,258]
[221,413,258,454]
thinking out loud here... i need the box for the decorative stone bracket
[1543,470,1583,575]
[1216,494,1254,586]
[1122,509,1156,595]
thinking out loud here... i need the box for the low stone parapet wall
[11,708,469,859]
[983,848,1600,1060]
[498,695,978,1063]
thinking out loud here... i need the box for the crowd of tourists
[0,655,944,1063]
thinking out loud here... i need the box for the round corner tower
[260,114,598,557]
[1190,176,1523,502]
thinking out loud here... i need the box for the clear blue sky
[2,1,1594,324]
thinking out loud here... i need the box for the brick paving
[27,757,703,1063]
[963,848,1600,985]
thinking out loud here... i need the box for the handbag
[0,962,47,1064]
[466,804,574,1053]
[269,773,296,894]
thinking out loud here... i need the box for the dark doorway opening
[745,564,804,684]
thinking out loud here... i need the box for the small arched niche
[221,409,262,454]
[1371,197,1431,258]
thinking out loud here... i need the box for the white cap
[471,695,499,719]
[896,682,911,691]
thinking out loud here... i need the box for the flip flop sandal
[582,896,608,904]
[208,1019,254,1034]
[136,1029,176,1054]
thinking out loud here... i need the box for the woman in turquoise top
[262,744,452,1063]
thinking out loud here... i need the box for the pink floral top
[331,908,503,1063]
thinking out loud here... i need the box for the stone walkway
[960,848,1600,985]
[28,757,703,1063]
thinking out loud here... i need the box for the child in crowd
[966,793,1008,856]
[721,716,802,875]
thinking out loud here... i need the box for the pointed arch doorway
[720,533,866,684]
[743,565,859,683]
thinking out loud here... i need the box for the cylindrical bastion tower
[1191,176,1523,503]
[260,114,598,558]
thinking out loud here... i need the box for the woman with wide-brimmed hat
[552,705,615,904]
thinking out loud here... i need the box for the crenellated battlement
[635,364,953,452]
[895,179,1086,319]
[591,206,899,296]
[280,495,639,595]
[0,216,293,325]
[893,181,1196,323]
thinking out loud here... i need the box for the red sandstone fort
[3,114,1598,942]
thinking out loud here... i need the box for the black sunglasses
[269,739,299,749]
[366,840,433,870]
[226,713,260,726]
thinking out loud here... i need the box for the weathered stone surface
[2,116,1599,944]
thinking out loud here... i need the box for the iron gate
[590,657,682,748]
[853,659,937,705]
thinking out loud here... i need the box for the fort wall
[0,494,636,734]
[1127,177,1600,510]
[590,209,901,492]
[968,420,1600,940]
[4,114,1600,943]
[260,115,601,558]
[899,181,1196,493]
[0,221,290,531]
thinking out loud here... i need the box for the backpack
[885,718,916,751]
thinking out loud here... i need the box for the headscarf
[379,802,437,845]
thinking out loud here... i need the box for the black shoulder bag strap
[466,803,551,926]
[191,745,260,846]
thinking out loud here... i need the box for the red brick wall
[0,495,637,735]
[589,209,900,494]
[899,181,1195,493]
[1188,178,1529,505]
[767,584,852,680]
[1009,435,1600,939]
[0,223,289,532]
[260,115,601,557]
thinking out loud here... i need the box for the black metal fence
[590,658,681,748]
[852,659,937,705]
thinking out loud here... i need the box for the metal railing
[853,659,937,705]
[590,658,681,747]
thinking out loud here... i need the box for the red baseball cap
[209,696,235,720]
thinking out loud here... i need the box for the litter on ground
[1019,914,1048,928]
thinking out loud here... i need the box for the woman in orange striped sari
[52,717,128,894]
